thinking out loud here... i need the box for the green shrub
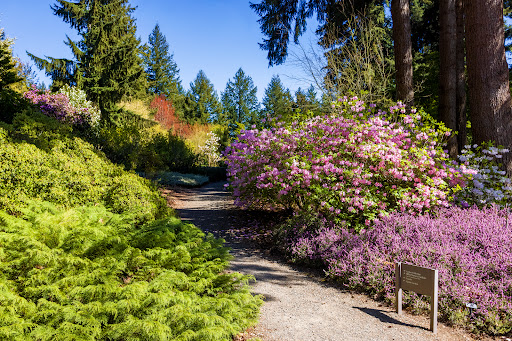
[0,202,262,340]
[93,109,198,174]
[0,109,168,222]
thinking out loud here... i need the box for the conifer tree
[0,30,21,87]
[261,75,293,122]
[221,68,259,126]
[186,70,222,123]
[141,23,183,99]
[0,29,25,122]
[29,0,146,119]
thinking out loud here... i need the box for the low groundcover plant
[285,205,512,335]
[0,202,262,340]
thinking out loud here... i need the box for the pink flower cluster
[23,87,89,125]
[225,99,460,230]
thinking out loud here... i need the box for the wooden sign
[395,262,438,333]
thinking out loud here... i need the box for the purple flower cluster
[287,206,512,334]
[23,87,88,125]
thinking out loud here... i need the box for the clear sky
[0,0,321,101]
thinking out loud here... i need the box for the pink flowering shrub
[225,98,460,230]
[23,86,98,126]
[286,206,512,335]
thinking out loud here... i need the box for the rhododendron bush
[285,206,512,335]
[225,98,461,230]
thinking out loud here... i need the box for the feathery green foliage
[0,202,262,340]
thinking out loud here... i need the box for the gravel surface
[167,181,494,341]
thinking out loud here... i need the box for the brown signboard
[401,263,436,296]
[395,262,438,333]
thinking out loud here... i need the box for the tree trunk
[464,0,512,175]
[391,0,414,107]
[455,0,467,153]
[439,0,458,158]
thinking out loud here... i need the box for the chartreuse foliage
[0,108,167,223]
[0,202,262,340]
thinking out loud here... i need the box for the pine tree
[141,23,183,99]
[186,70,222,123]
[29,0,146,119]
[221,68,259,126]
[261,75,293,123]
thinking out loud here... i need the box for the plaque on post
[395,262,438,333]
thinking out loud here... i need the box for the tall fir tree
[186,70,221,123]
[221,68,259,126]
[141,23,183,99]
[29,0,146,119]
[261,75,293,123]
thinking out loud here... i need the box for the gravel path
[167,182,487,341]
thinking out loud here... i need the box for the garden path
[166,181,487,341]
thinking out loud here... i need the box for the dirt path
[168,182,484,341]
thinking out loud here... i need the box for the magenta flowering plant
[225,97,461,230]
[285,205,512,335]
[23,86,98,127]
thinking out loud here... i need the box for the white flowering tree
[199,132,223,167]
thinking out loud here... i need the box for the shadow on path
[354,307,427,331]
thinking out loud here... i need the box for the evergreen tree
[294,87,307,112]
[250,0,414,104]
[261,75,293,123]
[0,29,22,93]
[221,68,259,126]
[0,28,25,123]
[186,70,222,123]
[293,85,320,115]
[306,85,321,114]
[141,23,183,99]
[29,0,146,119]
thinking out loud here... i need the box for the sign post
[395,262,438,333]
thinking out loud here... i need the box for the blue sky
[0,0,321,101]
